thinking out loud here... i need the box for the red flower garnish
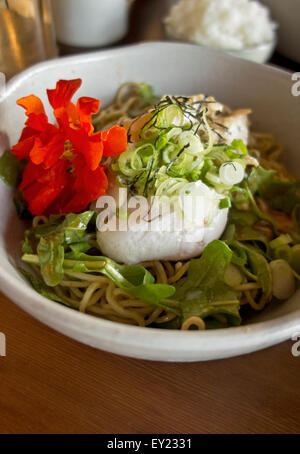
[11,79,127,215]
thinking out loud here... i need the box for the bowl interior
[0,42,300,359]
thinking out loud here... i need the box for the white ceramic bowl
[261,0,300,63]
[51,0,130,47]
[0,42,300,362]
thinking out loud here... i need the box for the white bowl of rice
[164,0,277,64]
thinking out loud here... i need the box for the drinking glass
[0,0,57,79]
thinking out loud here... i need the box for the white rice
[164,0,277,50]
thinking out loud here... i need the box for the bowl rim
[1,41,299,360]
[2,40,292,96]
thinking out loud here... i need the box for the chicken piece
[211,108,251,145]
[187,94,225,118]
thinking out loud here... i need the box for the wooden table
[1,0,300,435]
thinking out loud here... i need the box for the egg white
[96,180,228,265]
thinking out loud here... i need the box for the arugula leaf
[69,242,92,255]
[22,231,34,254]
[23,209,176,310]
[245,245,272,303]
[0,150,25,188]
[20,268,71,307]
[64,251,177,312]
[224,222,270,255]
[23,247,177,312]
[247,166,276,194]
[247,166,300,214]
[226,207,270,248]
[180,295,241,327]
[174,240,241,327]
[37,235,64,286]
[228,242,248,268]
[63,211,95,244]
[228,207,258,227]
[26,212,96,286]
[259,181,300,214]
[31,217,65,237]
[138,83,156,105]
[228,241,273,304]
[234,225,269,246]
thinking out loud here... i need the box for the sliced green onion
[178,131,204,156]
[270,234,292,249]
[156,104,184,128]
[202,110,214,154]
[167,152,194,177]
[118,150,137,177]
[130,150,143,170]
[219,161,245,186]
[166,127,182,141]
[290,244,300,274]
[136,143,155,166]
[229,139,248,157]
[273,244,292,263]
[162,143,180,164]
[224,264,244,288]
[205,171,221,186]
[155,133,168,151]
[219,197,231,209]
[269,260,296,300]
[207,149,228,165]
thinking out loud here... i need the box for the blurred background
[0,0,299,81]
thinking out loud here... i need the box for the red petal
[41,133,65,169]
[12,119,59,163]
[102,125,128,157]
[67,128,103,171]
[26,183,65,216]
[20,161,44,190]
[19,126,37,142]
[47,79,82,109]
[25,112,56,133]
[21,160,69,215]
[12,136,35,160]
[77,96,100,133]
[28,138,46,165]
[17,95,45,116]
[61,158,108,213]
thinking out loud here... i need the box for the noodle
[181,316,205,330]
[93,82,156,131]
[249,132,295,182]
[33,257,184,327]
[32,215,48,228]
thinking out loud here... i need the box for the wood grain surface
[1,292,300,434]
[1,0,300,435]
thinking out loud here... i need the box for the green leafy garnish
[174,240,241,327]
[259,181,300,214]
[247,166,276,194]
[37,235,65,286]
[21,210,176,312]
[0,150,25,188]
[228,241,273,305]
[20,268,71,307]
[247,165,300,214]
